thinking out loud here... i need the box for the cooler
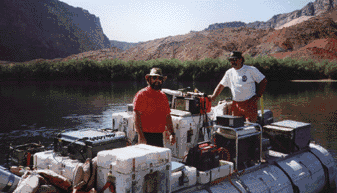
[96,144,171,193]
[263,120,311,154]
[164,109,211,159]
[111,111,137,145]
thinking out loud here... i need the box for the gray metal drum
[0,166,20,192]
[309,143,336,187]
[238,165,293,193]
[276,152,326,193]
[192,165,293,193]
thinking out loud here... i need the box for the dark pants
[143,132,164,147]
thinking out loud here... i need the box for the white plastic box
[111,111,137,145]
[33,150,83,183]
[197,160,234,184]
[97,144,171,193]
[170,165,197,192]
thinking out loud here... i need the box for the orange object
[98,182,115,193]
[200,97,211,114]
[26,152,31,166]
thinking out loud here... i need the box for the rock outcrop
[204,0,337,30]
[204,21,246,31]
[0,0,110,62]
[110,40,138,51]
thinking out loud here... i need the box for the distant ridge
[110,40,138,51]
[204,0,337,30]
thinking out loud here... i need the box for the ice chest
[164,109,210,159]
[97,144,171,193]
[111,111,137,145]
[263,120,311,154]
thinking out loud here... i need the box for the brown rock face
[0,0,110,62]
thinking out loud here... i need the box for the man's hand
[207,95,214,102]
[170,134,176,145]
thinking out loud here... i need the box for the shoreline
[291,79,337,82]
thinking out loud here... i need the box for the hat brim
[145,74,167,81]
[228,56,242,60]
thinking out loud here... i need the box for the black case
[216,115,245,128]
[54,129,127,161]
[185,141,219,171]
[263,120,311,154]
[213,132,261,171]
[175,97,200,114]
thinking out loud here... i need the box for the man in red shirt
[133,68,176,147]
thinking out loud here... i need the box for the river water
[0,80,337,167]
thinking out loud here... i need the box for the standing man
[133,68,176,147]
[208,51,267,123]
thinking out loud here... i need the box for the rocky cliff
[204,21,246,31]
[0,0,110,62]
[205,0,337,30]
[110,40,138,51]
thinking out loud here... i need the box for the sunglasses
[151,76,164,81]
[229,59,238,62]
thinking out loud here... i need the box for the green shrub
[0,57,335,81]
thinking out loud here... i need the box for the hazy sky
[60,0,315,43]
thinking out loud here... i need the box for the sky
[60,0,315,43]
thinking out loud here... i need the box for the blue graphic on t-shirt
[242,75,247,82]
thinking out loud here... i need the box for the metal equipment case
[263,120,311,154]
[54,129,127,161]
[213,123,262,171]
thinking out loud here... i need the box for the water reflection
[0,80,336,165]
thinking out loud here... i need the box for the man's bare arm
[208,84,225,102]
[134,110,146,144]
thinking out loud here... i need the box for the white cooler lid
[97,144,171,174]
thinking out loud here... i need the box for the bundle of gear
[11,157,98,193]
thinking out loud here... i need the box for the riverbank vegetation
[0,56,336,81]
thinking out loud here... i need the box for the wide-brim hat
[145,68,167,81]
[228,51,243,60]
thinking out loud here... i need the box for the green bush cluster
[0,56,336,81]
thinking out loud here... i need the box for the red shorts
[232,97,258,122]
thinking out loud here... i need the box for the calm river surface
[0,80,337,166]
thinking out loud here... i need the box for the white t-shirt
[219,65,265,102]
